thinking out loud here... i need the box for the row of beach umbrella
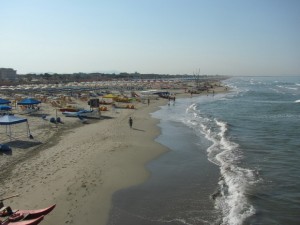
[0,98,41,105]
[0,98,41,113]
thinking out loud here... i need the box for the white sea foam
[206,120,256,225]
[286,87,298,90]
[295,99,300,103]
[185,104,257,225]
[276,85,298,92]
[155,92,258,225]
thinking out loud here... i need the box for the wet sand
[107,101,220,225]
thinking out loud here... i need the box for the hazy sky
[1,0,299,76]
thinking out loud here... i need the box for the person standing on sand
[129,117,133,128]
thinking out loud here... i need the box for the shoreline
[107,101,221,224]
[0,84,229,225]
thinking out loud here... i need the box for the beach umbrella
[17,98,41,105]
[103,94,117,99]
[0,105,12,111]
[0,98,11,105]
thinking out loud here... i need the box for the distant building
[0,68,17,81]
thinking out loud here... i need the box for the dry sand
[1,96,170,225]
[0,85,228,225]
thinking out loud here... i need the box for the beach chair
[78,115,88,124]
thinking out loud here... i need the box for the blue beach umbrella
[0,105,12,111]
[0,98,11,105]
[17,98,41,105]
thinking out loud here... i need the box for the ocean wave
[210,119,257,225]
[277,85,298,91]
[185,105,258,225]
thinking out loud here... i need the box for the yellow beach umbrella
[103,94,117,99]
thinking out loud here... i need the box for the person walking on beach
[129,117,133,129]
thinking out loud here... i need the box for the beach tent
[17,98,41,105]
[0,115,31,139]
[0,98,11,105]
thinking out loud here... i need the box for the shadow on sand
[100,115,114,120]
[27,113,51,118]
[132,128,145,132]
[3,140,42,149]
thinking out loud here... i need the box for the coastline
[0,84,228,225]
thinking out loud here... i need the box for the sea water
[108,76,300,225]
[208,76,300,225]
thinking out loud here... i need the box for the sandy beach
[0,96,171,225]
[0,83,227,225]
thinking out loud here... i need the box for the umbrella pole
[9,124,12,140]
[56,108,58,128]
[27,121,30,137]
[27,121,33,139]
[6,124,8,136]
